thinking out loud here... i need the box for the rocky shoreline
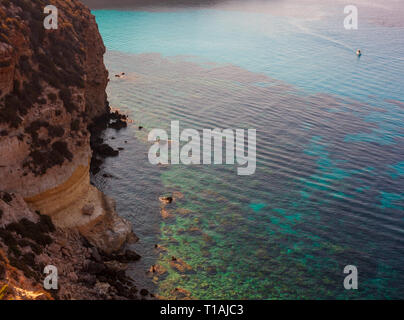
[0,107,155,300]
[89,108,128,175]
[0,191,152,300]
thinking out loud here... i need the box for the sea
[90,0,404,299]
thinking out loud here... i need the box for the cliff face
[0,0,133,255]
[0,0,106,190]
[0,0,143,300]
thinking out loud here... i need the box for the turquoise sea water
[92,2,404,299]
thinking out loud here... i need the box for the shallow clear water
[92,2,404,299]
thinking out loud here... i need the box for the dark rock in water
[110,111,127,121]
[108,111,128,130]
[140,289,149,296]
[117,270,134,285]
[123,250,141,262]
[114,250,141,263]
[91,167,100,175]
[102,249,141,263]
[90,157,102,175]
[94,144,119,157]
[94,137,103,145]
[160,196,173,204]
[130,286,138,295]
[118,147,124,151]
[113,281,130,297]
[109,119,127,130]
[88,110,129,176]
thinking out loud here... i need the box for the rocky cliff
[0,0,141,299]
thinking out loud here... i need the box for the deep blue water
[92,2,404,299]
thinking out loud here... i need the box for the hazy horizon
[82,0,404,27]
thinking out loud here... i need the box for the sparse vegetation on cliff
[0,193,55,283]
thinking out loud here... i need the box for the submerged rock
[140,288,149,296]
[93,144,119,157]
[159,196,173,204]
[109,119,127,130]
